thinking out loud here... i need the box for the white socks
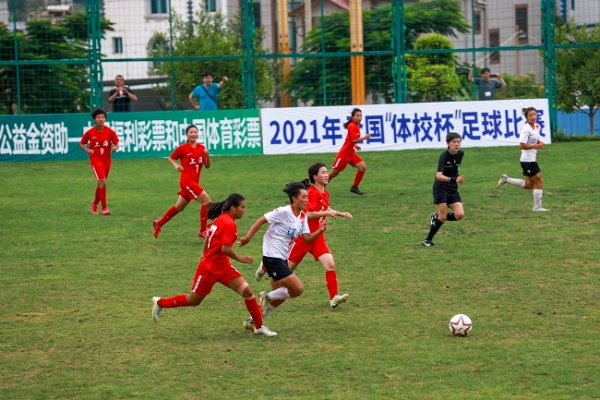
[507,177,526,188]
[266,287,291,301]
[533,189,543,208]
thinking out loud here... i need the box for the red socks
[325,270,338,300]
[93,187,100,205]
[98,187,107,209]
[353,170,365,188]
[245,298,263,328]
[157,294,188,308]
[200,205,207,232]
[158,206,179,227]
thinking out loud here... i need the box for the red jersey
[199,212,238,273]
[337,121,360,161]
[306,185,329,233]
[170,142,206,185]
[80,126,119,166]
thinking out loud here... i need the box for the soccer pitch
[1,142,598,399]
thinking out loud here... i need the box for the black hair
[343,108,362,129]
[202,71,213,78]
[481,67,490,74]
[283,181,308,204]
[205,193,245,220]
[522,107,537,117]
[91,108,106,119]
[185,125,197,135]
[301,162,327,188]
[446,132,461,143]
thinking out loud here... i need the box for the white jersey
[262,205,310,260]
[519,123,541,162]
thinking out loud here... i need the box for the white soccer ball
[449,314,472,337]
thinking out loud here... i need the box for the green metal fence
[1,0,599,133]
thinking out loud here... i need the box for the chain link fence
[1,0,599,133]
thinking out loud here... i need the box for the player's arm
[221,244,253,264]
[238,216,268,247]
[188,92,200,110]
[79,141,93,155]
[203,148,211,169]
[108,90,117,103]
[519,141,544,150]
[168,156,183,172]
[468,62,475,82]
[301,218,326,244]
[124,87,138,101]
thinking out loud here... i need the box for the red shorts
[178,181,205,202]
[190,262,242,295]
[288,234,330,264]
[91,162,110,180]
[332,153,363,172]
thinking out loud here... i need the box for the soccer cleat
[532,207,550,212]
[254,325,277,337]
[259,291,270,316]
[330,293,349,309]
[243,317,255,332]
[153,220,161,239]
[496,174,508,188]
[152,297,162,322]
[422,239,436,247]
[101,208,110,215]
[91,203,98,215]
[430,212,438,226]
[255,263,267,282]
[350,186,364,195]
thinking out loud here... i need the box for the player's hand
[175,165,183,172]
[194,105,200,110]
[355,145,362,151]
[340,211,353,219]
[222,76,229,83]
[239,255,253,264]
[537,141,545,149]
[457,176,465,184]
[204,149,210,157]
[87,149,94,155]
[238,237,250,247]
[319,218,327,232]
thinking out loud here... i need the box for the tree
[0,14,113,114]
[406,34,461,102]
[148,9,274,109]
[287,0,470,105]
[495,72,544,100]
[554,21,600,135]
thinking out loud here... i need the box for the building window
[151,0,168,14]
[205,0,216,12]
[489,29,500,64]
[113,37,123,54]
[515,5,528,44]
[473,11,481,35]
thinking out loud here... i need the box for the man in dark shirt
[108,75,138,112]
[468,63,507,100]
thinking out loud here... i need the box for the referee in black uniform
[423,132,465,247]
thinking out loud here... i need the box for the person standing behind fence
[79,108,119,216]
[495,106,549,212]
[468,63,507,101]
[153,125,212,239]
[108,75,138,112]
[189,72,228,110]
[328,107,371,195]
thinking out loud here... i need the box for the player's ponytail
[206,193,245,219]
[283,181,307,204]
[343,108,362,129]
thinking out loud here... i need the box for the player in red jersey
[153,125,212,238]
[151,193,277,337]
[79,108,119,215]
[255,162,353,308]
[328,107,371,195]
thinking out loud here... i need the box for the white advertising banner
[260,99,551,155]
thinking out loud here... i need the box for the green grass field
[1,142,599,399]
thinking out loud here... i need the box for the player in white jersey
[239,181,326,332]
[495,106,549,211]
